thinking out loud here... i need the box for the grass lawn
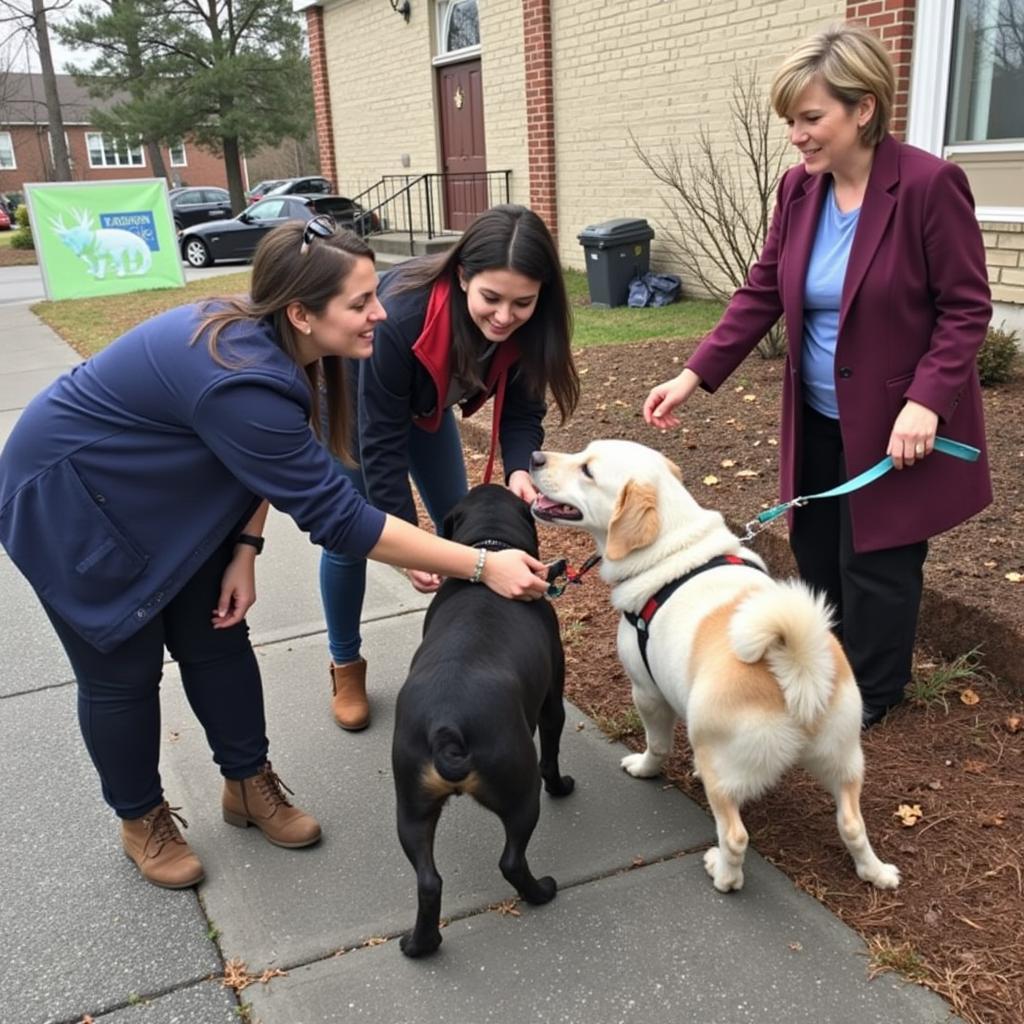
[30,266,723,359]
[33,271,252,357]
[565,268,723,347]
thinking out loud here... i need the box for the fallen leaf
[1005,572,1022,583]
[923,908,940,927]
[927,780,943,791]
[575,721,585,731]
[980,812,1007,828]
[259,968,288,984]
[767,438,778,446]
[613,399,627,407]
[963,760,989,774]
[79,1018,95,1024]
[960,688,981,706]
[720,458,736,468]
[983,560,997,568]
[489,898,521,917]
[362,936,388,946]
[702,475,720,486]
[788,941,803,952]
[631,856,645,867]
[895,803,923,826]
[221,958,253,992]
[733,385,745,393]
[743,393,757,402]
[1004,715,1022,734]
[735,469,760,478]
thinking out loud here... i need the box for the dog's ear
[663,456,683,483]
[605,480,660,560]
[441,507,460,541]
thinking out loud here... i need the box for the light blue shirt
[802,183,860,419]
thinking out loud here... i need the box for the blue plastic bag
[627,272,682,308]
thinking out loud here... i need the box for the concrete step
[369,231,459,257]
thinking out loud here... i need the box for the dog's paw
[399,929,442,958]
[861,860,900,890]
[544,774,575,797]
[526,875,557,904]
[703,847,744,892]
[621,752,662,778]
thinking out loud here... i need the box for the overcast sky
[4,0,101,75]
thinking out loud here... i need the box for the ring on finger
[914,444,925,455]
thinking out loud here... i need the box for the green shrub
[977,324,1019,386]
[10,205,34,250]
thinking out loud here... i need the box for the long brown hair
[191,221,375,462]
[390,205,578,423]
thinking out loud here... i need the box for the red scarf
[410,276,522,484]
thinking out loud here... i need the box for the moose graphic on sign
[49,209,153,280]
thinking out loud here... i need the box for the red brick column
[847,0,916,140]
[522,0,557,243]
[306,5,339,191]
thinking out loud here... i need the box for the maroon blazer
[687,135,992,552]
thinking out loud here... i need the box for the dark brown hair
[191,221,375,462]
[390,204,578,423]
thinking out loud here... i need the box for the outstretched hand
[643,368,702,428]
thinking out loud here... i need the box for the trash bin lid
[577,217,655,247]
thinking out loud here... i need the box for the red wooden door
[438,59,487,231]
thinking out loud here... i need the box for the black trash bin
[577,218,655,308]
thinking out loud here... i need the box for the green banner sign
[26,179,185,300]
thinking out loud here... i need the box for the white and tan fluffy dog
[530,440,898,893]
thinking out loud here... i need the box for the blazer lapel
[839,134,899,335]
[783,172,828,366]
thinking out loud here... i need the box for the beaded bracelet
[469,547,487,584]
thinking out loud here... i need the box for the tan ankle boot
[121,801,205,889]
[330,658,369,730]
[222,761,321,848]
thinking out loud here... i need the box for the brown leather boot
[222,762,321,848]
[121,801,205,889]
[330,658,369,730]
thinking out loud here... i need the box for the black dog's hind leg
[538,684,575,797]
[396,798,445,957]
[495,779,557,905]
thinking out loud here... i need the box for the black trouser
[44,538,268,819]
[789,405,927,713]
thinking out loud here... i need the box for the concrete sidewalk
[0,304,957,1024]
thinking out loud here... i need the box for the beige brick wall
[322,0,439,192]
[982,222,1024,312]
[550,0,845,271]
[479,0,530,206]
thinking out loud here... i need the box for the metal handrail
[349,170,512,253]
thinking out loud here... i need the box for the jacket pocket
[884,371,915,420]
[1,458,148,616]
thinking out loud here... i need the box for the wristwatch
[235,533,265,555]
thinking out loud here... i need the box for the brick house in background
[297,0,1024,329]
[0,73,234,198]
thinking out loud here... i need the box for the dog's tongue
[533,494,564,514]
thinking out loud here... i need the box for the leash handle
[742,435,980,541]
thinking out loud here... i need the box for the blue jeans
[320,409,468,664]
[43,537,269,819]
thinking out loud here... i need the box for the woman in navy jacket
[319,205,579,730]
[0,220,550,889]
[644,24,991,727]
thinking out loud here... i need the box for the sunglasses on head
[300,213,337,255]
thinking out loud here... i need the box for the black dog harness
[623,554,766,680]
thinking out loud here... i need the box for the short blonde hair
[770,23,894,147]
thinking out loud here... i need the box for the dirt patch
[0,245,37,267]
[457,334,1023,1024]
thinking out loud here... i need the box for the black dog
[391,484,575,958]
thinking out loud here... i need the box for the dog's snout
[530,451,547,469]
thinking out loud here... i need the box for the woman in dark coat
[0,220,549,889]
[643,24,991,727]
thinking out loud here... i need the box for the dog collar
[472,538,514,551]
[624,555,765,681]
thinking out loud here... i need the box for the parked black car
[169,187,233,233]
[245,178,286,203]
[264,176,333,197]
[179,194,380,268]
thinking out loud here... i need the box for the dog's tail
[728,582,836,726]
[429,724,473,783]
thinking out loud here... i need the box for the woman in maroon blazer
[644,23,992,727]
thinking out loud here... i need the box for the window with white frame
[437,0,480,57]
[169,140,187,167]
[947,0,1024,143]
[0,132,15,169]
[85,132,145,168]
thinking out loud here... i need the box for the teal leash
[740,436,981,543]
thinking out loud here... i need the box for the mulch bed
[0,245,37,267]
[457,332,1023,1024]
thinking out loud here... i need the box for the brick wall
[320,0,438,193]
[846,0,915,140]
[522,0,557,241]
[982,222,1024,313]
[0,125,228,193]
[550,0,845,270]
[306,5,337,191]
